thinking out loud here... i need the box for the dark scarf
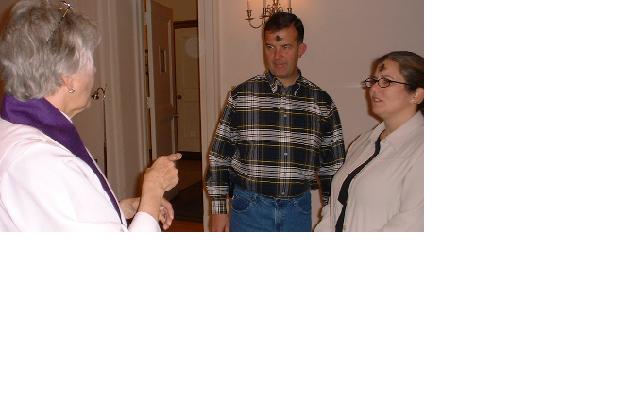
[335,135,383,232]
[1,95,121,220]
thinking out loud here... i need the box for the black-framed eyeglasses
[46,1,73,44]
[361,77,411,89]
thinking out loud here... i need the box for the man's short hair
[263,12,304,43]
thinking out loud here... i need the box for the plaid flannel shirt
[206,71,346,214]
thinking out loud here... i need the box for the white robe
[315,113,424,232]
[0,118,159,232]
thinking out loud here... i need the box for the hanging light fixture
[246,0,293,29]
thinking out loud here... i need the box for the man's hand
[210,213,230,232]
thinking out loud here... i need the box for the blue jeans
[229,187,312,232]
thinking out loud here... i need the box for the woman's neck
[45,90,75,119]
[381,108,417,140]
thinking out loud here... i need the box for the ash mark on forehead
[276,35,283,42]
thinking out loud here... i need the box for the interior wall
[98,0,148,198]
[0,0,13,98]
[0,0,11,23]
[74,0,147,199]
[154,0,196,21]
[215,0,424,148]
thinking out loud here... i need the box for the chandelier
[246,0,293,29]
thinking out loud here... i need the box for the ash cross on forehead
[276,35,283,41]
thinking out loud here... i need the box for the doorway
[143,0,203,230]
[174,21,201,158]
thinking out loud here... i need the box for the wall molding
[198,0,222,227]
[92,0,147,199]
[131,0,149,177]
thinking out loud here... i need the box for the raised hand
[143,153,182,192]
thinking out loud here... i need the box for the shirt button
[284,152,288,156]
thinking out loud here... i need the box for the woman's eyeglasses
[46,1,73,44]
[361,77,411,89]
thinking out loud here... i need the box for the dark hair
[263,12,304,43]
[374,51,424,114]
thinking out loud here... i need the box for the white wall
[154,0,197,21]
[213,0,424,148]
[0,0,11,18]
[72,0,147,199]
[97,0,148,198]
[0,0,12,97]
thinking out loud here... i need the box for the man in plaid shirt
[206,12,345,232]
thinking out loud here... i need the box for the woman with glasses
[0,0,181,231]
[315,51,424,232]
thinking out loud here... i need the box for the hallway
[166,157,204,232]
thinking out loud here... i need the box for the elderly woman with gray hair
[0,0,181,231]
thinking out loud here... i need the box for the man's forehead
[264,26,298,42]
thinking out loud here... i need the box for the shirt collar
[60,110,73,122]
[265,69,304,94]
[378,112,424,148]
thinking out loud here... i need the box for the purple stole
[1,95,122,221]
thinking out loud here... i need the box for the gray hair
[0,0,100,100]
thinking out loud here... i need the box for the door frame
[197,0,223,229]
[135,0,151,168]
[144,0,177,163]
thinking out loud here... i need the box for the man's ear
[298,42,307,58]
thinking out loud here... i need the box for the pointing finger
[167,153,182,161]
